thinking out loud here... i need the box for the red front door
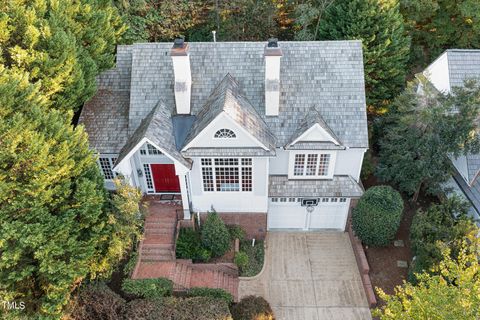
[150,164,181,192]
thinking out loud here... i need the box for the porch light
[137,169,143,177]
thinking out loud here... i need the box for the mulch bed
[362,174,438,303]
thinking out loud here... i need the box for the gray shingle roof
[115,101,192,169]
[182,73,276,151]
[79,90,130,154]
[466,154,480,185]
[452,166,480,215]
[286,106,342,147]
[446,50,480,89]
[269,175,364,198]
[127,41,368,148]
[79,46,132,153]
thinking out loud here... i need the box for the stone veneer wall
[198,212,267,240]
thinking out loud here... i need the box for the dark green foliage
[238,240,265,277]
[318,0,410,113]
[123,252,139,277]
[126,297,232,320]
[201,211,232,257]
[121,278,173,299]
[231,295,275,320]
[0,70,141,317]
[360,150,375,181]
[187,287,234,305]
[352,186,404,247]
[228,225,247,241]
[1,0,124,112]
[409,196,477,282]
[401,0,480,66]
[176,227,211,262]
[68,283,126,320]
[377,78,480,200]
[234,252,250,273]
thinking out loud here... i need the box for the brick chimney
[171,38,192,114]
[264,38,282,116]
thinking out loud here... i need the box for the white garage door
[268,197,350,230]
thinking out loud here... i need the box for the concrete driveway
[239,232,371,320]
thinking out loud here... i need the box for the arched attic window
[214,128,236,138]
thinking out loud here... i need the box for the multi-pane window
[99,157,117,180]
[139,143,163,155]
[214,128,236,138]
[294,154,305,176]
[143,164,154,191]
[292,153,331,177]
[200,158,253,192]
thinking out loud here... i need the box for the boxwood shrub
[201,211,231,257]
[187,287,234,305]
[176,227,211,262]
[121,278,173,299]
[231,295,275,320]
[352,185,404,246]
[69,283,126,320]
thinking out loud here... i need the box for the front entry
[150,164,180,193]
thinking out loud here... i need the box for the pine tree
[0,0,124,112]
[0,69,142,318]
[318,0,410,113]
[377,78,480,201]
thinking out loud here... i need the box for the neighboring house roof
[452,166,480,216]
[446,50,480,89]
[126,41,368,148]
[79,90,130,154]
[115,101,192,169]
[182,73,276,151]
[285,106,342,148]
[466,154,480,186]
[269,175,364,198]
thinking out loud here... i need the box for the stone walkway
[239,232,371,320]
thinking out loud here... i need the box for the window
[214,128,236,138]
[201,158,253,192]
[340,198,347,203]
[271,198,278,202]
[331,198,338,203]
[322,198,329,203]
[291,152,332,177]
[99,157,117,180]
[143,164,154,191]
[140,143,163,155]
[280,197,287,202]
[288,198,296,202]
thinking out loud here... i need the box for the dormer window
[214,128,236,138]
[288,151,335,179]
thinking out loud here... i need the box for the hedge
[187,287,234,305]
[231,295,275,320]
[121,278,173,299]
[352,185,404,247]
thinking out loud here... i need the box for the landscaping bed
[362,175,438,298]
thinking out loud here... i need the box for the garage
[267,197,350,230]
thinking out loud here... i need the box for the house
[79,39,368,238]
[423,49,480,221]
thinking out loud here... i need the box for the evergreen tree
[0,0,124,112]
[401,0,480,66]
[377,78,480,201]
[317,0,410,113]
[0,69,142,318]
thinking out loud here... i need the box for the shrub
[69,283,126,320]
[239,240,265,277]
[201,211,231,257]
[176,227,211,262]
[352,186,404,247]
[231,296,275,320]
[187,287,234,305]
[235,252,249,273]
[123,252,138,276]
[227,225,247,241]
[121,278,173,299]
[126,297,233,320]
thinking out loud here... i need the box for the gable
[182,112,267,150]
[293,123,341,145]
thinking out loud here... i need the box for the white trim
[289,123,340,147]
[182,112,269,151]
[287,150,336,180]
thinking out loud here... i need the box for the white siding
[189,157,269,212]
[334,148,366,181]
[424,52,451,93]
[269,148,289,174]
